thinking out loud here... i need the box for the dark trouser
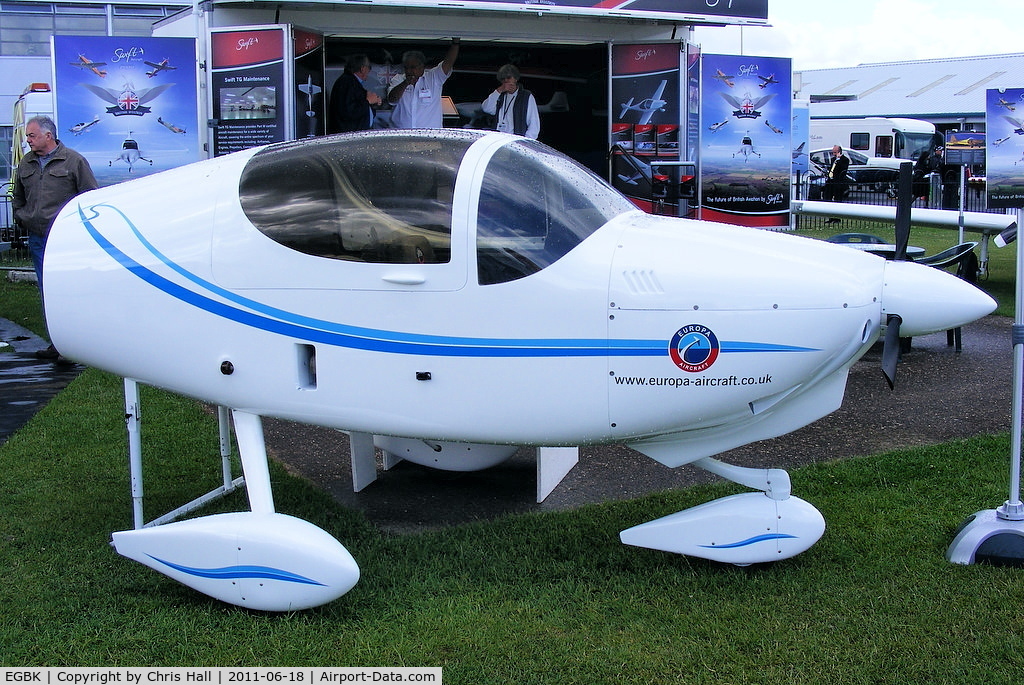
[822,180,845,203]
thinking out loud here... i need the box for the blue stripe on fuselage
[76,203,817,358]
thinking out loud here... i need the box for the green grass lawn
[2,232,1023,680]
[1,367,1023,680]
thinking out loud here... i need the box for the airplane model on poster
[297,75,322,118]
[757,73,779,89]
[157,117,186,134]
[765,120,783,134]
[69,116,100,135]
[71,54,107,78]
[144,59,177,78]
[618,79,667,125]
[792,141,807,162]
[733,135,760,161]
[109,132,153,172]
[712,69,735,87]
[996,97,1016,112]
[709,119,729,132]
[43,129,995,611]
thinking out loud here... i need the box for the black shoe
[55,355,75,366]
[35,344,60,359]
[825,217,841,224]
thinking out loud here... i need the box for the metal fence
[1,182,29,264]
[791,173,1001,232]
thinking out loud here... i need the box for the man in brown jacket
[12,115,98,360]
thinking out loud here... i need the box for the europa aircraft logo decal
[669,324,720,372]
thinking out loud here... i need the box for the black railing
[792,172,1001,232]
[1,182,29,264]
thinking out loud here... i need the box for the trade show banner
[791,101,810,175]
[211,26,288,156]
[609,42,683,213]
[685,43,702,164]
[700,53,792,227]
[292,27,325,139]
[52,35,199,187]
[986,87,1024,209]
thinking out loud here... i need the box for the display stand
[124,379,245,529]
[947,209,1024,565]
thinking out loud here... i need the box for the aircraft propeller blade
[881,161,916,386]
[892,161,914,262]
[881,314,902,390]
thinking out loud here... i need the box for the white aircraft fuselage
[41,130,996,609]
[46,130,992,465]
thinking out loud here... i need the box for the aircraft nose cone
[881,260,996,337]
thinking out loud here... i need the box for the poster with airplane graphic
[53,35,200,187]
[986,87,1024,208]
[700,53,792,228]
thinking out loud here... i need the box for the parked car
[808,148,915,195]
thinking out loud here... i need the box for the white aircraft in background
[619,80,667,125]
[44,129,995,611]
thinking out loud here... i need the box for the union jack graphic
[118,87,140,111]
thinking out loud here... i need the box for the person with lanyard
[387,38,460,129]
[12,115,98,361]
[481,64,540,139]
[329,53,383,133]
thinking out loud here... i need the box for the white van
[810,117,936,162]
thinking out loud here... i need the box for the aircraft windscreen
[476,139,635,285]
[239,134,473,264]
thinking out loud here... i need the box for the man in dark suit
[823,145,850,203]
[329,54,382,133]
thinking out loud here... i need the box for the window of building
[0,3,186,55]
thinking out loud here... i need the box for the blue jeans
[28,232,46,294]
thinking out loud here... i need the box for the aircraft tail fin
[619,98,634,119]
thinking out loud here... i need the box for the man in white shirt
[481,64,540,139]
[387,38,460,129]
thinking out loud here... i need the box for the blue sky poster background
[700,53,791,225]
[53,35,199,187]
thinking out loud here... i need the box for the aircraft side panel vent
[620,269,665,296]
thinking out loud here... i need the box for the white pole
[217,406,233,489]
[1000,208,1024,519]
[124,378,144,529]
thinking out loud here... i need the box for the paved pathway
[0,318,82,445]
